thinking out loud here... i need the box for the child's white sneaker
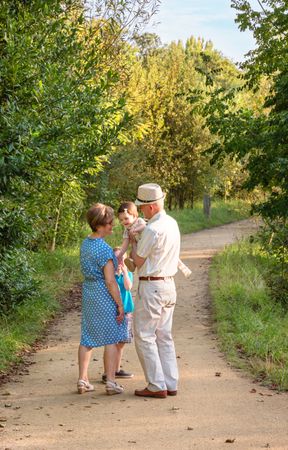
[105,380,124,395]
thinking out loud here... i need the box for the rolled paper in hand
[178,260,192,278]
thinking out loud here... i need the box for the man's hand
[131,241,146,269]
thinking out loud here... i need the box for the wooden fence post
[203,194,211,218]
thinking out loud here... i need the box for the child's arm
[117,238,130,259]
[131,222,146,234]
[129,219,146,237]
[122,265,133,291]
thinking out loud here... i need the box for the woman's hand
[116,304,124,323]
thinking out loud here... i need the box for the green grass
[169,199,251,234]
[210,241,288,390]
[0,198,251,374]
[0,247,81,372]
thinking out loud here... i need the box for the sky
[144,0,257,63]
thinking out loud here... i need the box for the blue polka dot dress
[80,237,127,348]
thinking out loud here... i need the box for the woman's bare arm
[103,260,124,323]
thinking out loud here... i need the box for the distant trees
[99,35,250,209]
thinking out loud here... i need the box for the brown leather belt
[139,276,173,281]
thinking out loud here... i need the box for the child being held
[117,202,146,272]
[117,201,192,278]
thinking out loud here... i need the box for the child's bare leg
[116,342,125,372]
[103,344,118,382]
[114,342,134,378]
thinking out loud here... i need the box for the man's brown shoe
[135,387,167,398]
[167,390,177,396]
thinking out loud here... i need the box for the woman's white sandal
[105,380,124,395]
[77,379,95,394]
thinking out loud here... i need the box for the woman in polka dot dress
[77,203,127,396]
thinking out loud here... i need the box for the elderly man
[131,183,180,398]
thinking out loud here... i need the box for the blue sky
[144,0,257,62]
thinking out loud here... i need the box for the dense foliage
[2,0,284,315]
[204,0,288,303]
[96,36,249,208]
[0,0,158,313]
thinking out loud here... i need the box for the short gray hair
[154,198,165,209]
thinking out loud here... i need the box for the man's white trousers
[134,279,178,392]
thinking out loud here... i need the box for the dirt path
[1,219,287,450]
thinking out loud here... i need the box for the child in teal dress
[102,247,134,382]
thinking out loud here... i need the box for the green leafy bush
[0,249,38,315]
[253,221,288,306]
[0,200,34,251]
[0,201,37,315]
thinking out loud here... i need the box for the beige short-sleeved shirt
[137,211,180,277]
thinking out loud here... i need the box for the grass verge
[169,199,251,234]
[210,241,288,390]
[0,247,81,373]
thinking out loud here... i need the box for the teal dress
[115,272,134,343]
[80,237,127,348]
[115,272,134,313]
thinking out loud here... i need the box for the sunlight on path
[1,220,287,450]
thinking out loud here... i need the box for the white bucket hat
[135,183,166,206]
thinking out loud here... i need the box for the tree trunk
[203,194,211,218]
[50,194,63,252]
[191,189,194,209]
[180,196,184,209]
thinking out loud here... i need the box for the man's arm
[131,241,146,269]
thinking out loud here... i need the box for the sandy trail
[1,219,287,450]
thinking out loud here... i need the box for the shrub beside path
[1,219,287,449]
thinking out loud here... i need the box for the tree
[204,0,288,301]
[0,0,159,244]
[204,1,288,220]
[0,0,159,313]
[102,35,247,208]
